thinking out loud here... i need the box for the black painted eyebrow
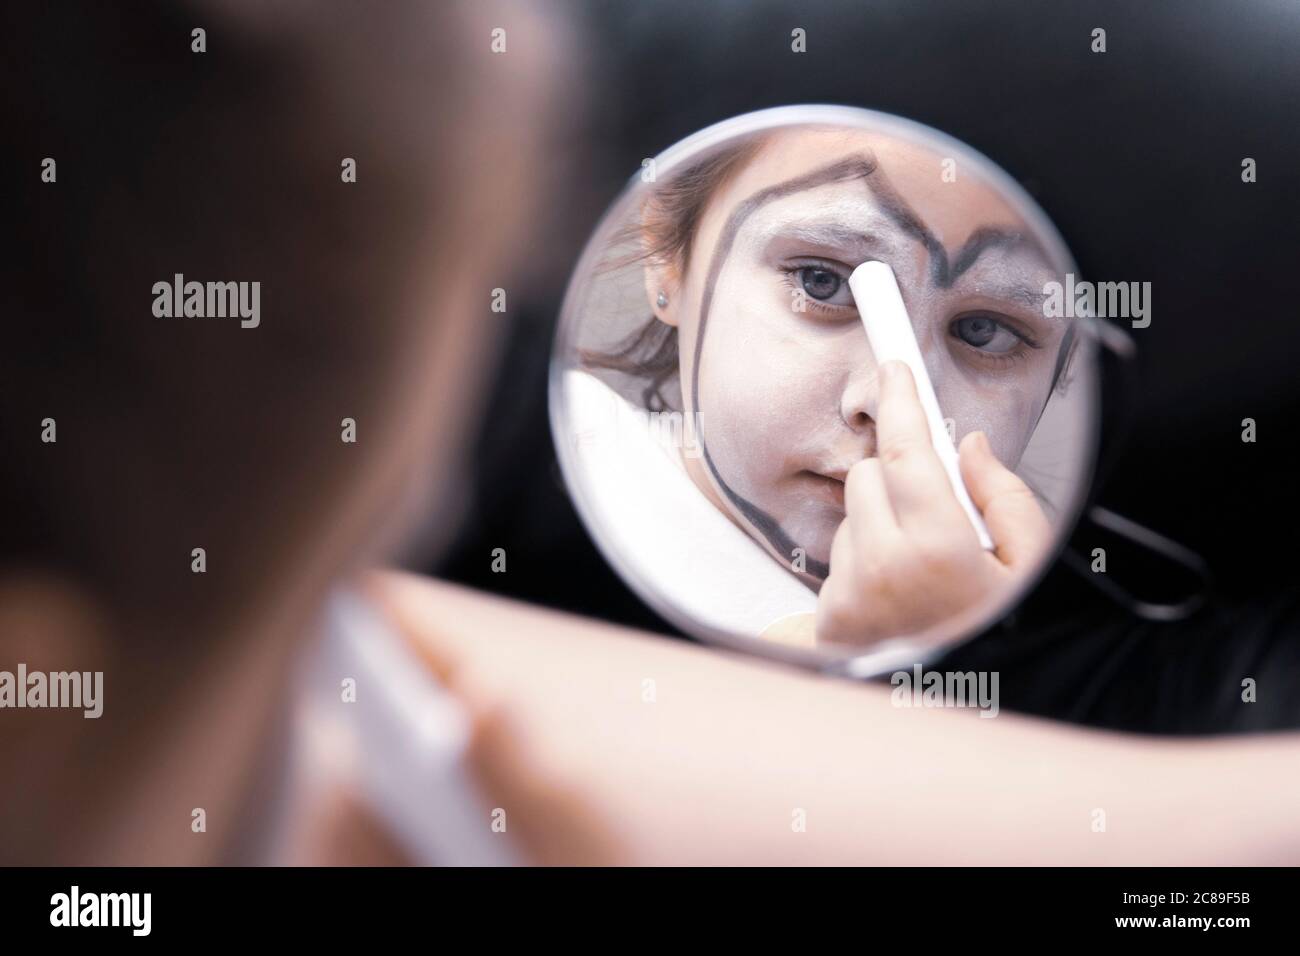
[721,156,1053,291]
[948,227,1044,280]
[837,164,1054,288]
[714,154,880,240]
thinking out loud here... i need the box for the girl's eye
[796,266,853,306]
[951,313,1022,353]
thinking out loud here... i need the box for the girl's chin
[769,522,834,576]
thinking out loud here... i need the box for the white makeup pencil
[307,591,521,866]
[847,260,995,551]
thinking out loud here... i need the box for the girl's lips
[800,470,846,508]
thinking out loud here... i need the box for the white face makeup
[553,107,1099,672]
[680,134,1069,579]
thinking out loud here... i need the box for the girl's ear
[643,257,681,328]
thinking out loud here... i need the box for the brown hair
[0,1,491,649]
[581,135,768,412]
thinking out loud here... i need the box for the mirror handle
[1065,319,1213,621]
[1061,505,1212,622]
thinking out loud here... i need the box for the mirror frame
[549,104,1104,677]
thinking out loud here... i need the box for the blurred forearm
[373,571,1300,865]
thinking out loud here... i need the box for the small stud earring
[656,291,669,308]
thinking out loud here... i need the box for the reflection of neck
[675,444,823,594]
[678,442,734,526]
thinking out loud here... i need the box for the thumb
[958,431,1050,568]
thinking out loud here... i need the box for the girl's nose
[839,356,881,432]
[839,315,943,433]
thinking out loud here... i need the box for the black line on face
[857,170,1048,287]
[691,153,879,581]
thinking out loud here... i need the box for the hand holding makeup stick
[815,360,1052,647]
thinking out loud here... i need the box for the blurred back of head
[1,0,555,652]
[0,0,566,862]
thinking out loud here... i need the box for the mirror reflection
[553,107,1097,667]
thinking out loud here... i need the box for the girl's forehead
[696,127,1029,258]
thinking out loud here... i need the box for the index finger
[874,359,969,531]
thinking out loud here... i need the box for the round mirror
[550,105,1101,675]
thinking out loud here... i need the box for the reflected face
[671,128,1070,580]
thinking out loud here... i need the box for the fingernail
[879,360,900,383]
